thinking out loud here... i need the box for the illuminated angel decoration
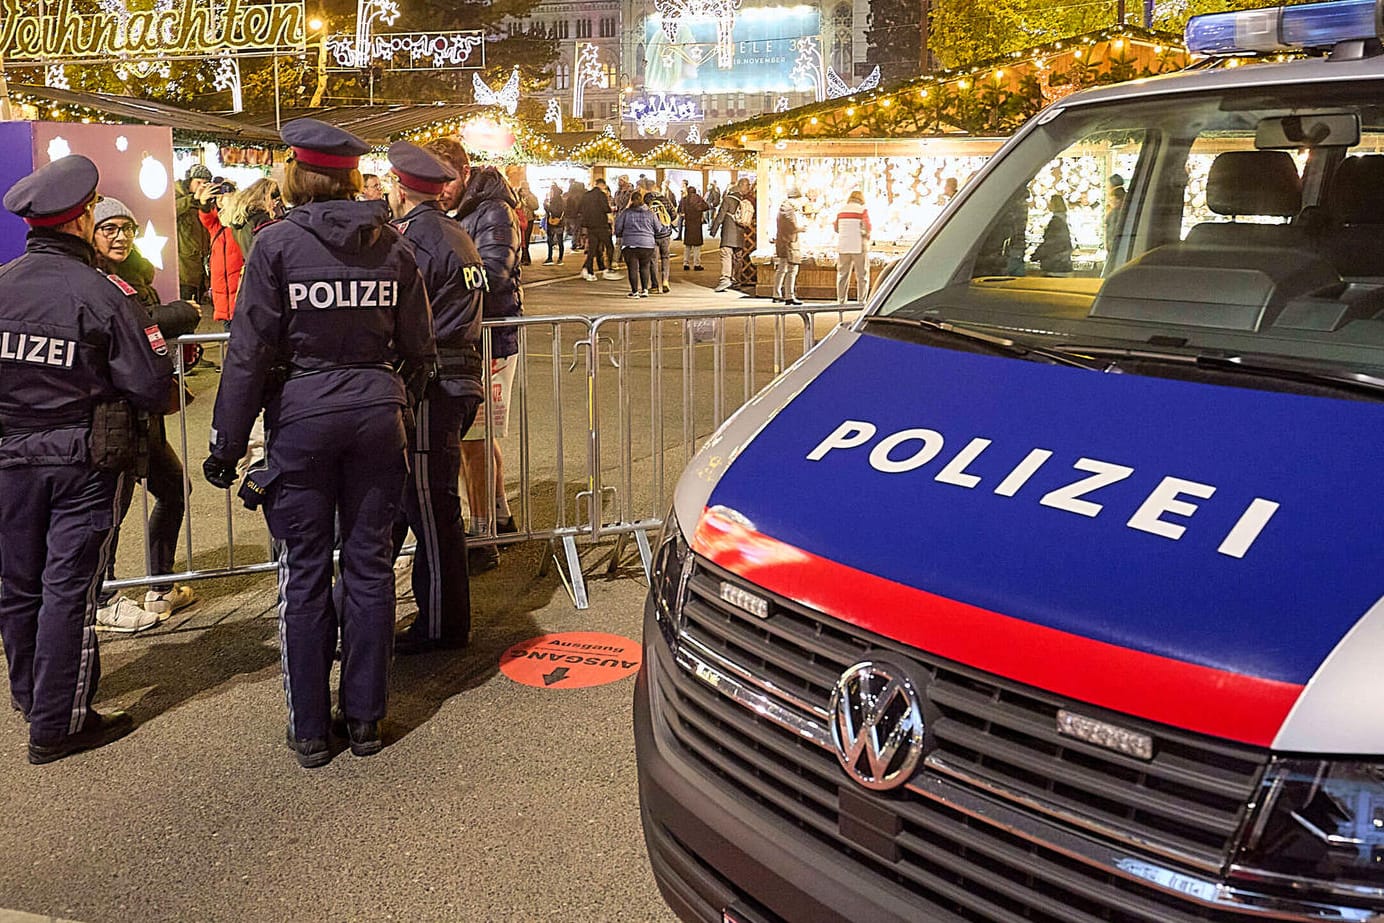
[826,64,881,99]
[473,67,521,115]
[653,0,741,68]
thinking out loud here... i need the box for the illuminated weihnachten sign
[0,0,307,61]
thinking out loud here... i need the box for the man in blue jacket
[426,138,524,572]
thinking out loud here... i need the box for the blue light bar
[1186,0,1376,55]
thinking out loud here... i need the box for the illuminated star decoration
[790,37,825,102]
[473,67,520,115]
[686,125,701,144]
[653,0,741,68]
[213,57,244,113]
[572,42,602,119]
[134,221,168,271]
[544,98,564,133]
[355,0,402,67]
[826,64,881,99]
[45,65,69,89]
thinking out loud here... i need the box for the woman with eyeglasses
[89,198,201,632]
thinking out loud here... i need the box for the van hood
[681,330,1384,750]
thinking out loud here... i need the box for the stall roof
[9,84,281,143]
[242,104,487,146]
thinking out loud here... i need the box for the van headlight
[1231,758,1384,906]
[650,508,692,649]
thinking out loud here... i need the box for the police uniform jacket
[0,230,174,467]
[456,168,522,360]
[210,199,436,461]
[394,201,486,400]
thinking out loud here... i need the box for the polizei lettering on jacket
[0,330,77,369]
[286,279,399,311]
[807,419,1280,559]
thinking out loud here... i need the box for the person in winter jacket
[517,182,539,266]
[564,180,586,252]
[453,160,525,570]
[543,183,566,265]
[613,190,664,296]
[204,119,435,767]
[90,197,201,632]
[680,187,708,270]
[773,188,806,305]
[221,178,283,260]
[1031,194,1073,275]
[643,180,675,293]
[579,181,617,281]
[834,189,873,303]
[195,182,246,327]
[710,177,753,292]
[175,164,211,304]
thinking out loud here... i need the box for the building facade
[505,0,869,140]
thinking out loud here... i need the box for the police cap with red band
[282,118,369,170]
[3,155,100,228]
[386,141,456,196]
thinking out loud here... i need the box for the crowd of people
[0,119,530,768]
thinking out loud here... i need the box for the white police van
[636,2,1384,921]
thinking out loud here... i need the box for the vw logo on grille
[829,661,927,791]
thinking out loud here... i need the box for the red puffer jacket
[198,204,245,322]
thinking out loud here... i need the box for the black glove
[400,360,435,406]
[203,455,237,489]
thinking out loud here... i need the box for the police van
[636,1,1384,921]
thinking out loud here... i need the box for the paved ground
[0,240,860,922]
[0,243,760,923]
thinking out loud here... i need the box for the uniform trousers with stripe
[0,465,124,746]
[393,392,480,645]
[262,405,407,741]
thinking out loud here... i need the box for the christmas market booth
[710,25,1191,300]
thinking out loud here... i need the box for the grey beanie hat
[92,196,135,228]
[186,163,213,181]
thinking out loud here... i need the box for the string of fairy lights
[710,24,1301,147]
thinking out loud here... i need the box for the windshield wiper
[865,315,1120,372]
[1050,344,1384,398]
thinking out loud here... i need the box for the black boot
[332,710,383,757]
[285,728,331,769]
[28,711,133,765]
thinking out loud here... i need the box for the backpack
[734,196,755,229]
[648,196,672,228]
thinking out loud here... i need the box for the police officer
[0,155,174,764]
[203,120,436,768]
[386,142,487,654]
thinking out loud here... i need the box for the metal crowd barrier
[104,305,860,609]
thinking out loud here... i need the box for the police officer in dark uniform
[385,142,486,654]
[203,120,436,768]
[0,155,174,764]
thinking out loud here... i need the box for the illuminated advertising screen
[644,5,821,94]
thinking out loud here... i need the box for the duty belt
[437,343,482,381]
[0,411,90,435]
[284,361,396,380]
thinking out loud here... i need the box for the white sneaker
[144,585,196,620]
[96,597,159,633]
[582,270,596,281]
[714,280,732,292]
[602,270,621,280]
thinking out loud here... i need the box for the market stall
[711,25,1191,299]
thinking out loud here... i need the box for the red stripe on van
[692,506,1300,747]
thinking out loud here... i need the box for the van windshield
[877,80,1384,378]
